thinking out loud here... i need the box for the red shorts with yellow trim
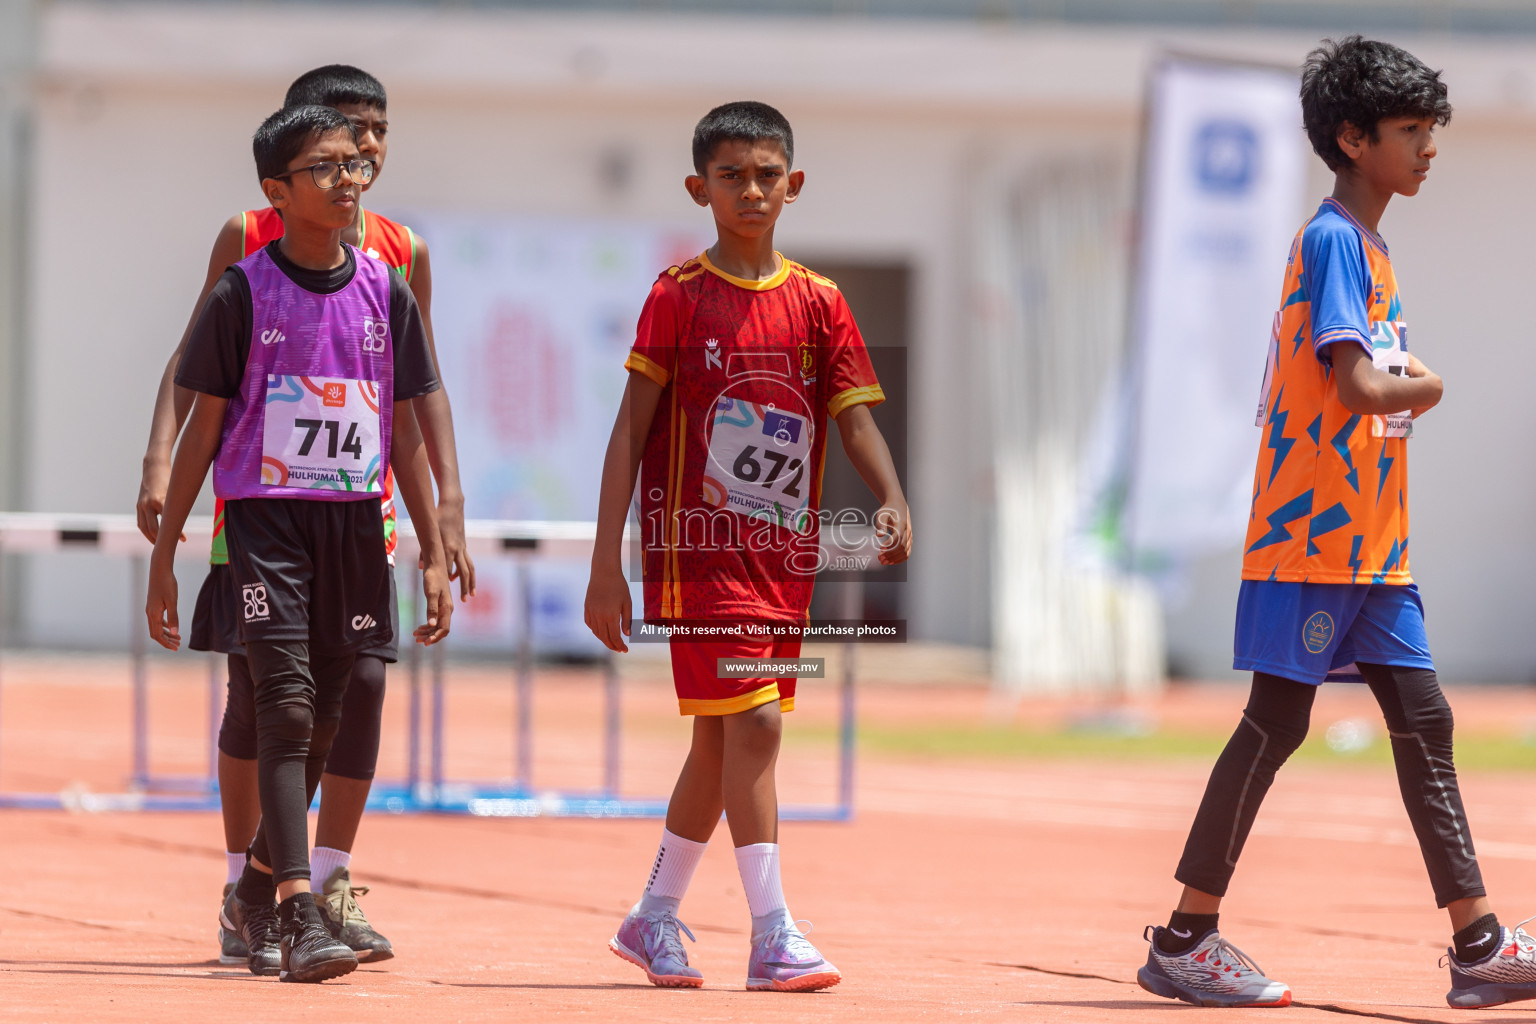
[669,636,801,716]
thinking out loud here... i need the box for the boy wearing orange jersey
[1138,38,1536,1011]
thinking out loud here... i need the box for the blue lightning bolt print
[1348,534,1364,583]
[1306,502,1352,556]
[1376,446,1395,504]
[1246,489,1314,553]
[1372,539,1402,583]
[1330,415,1361,494]
[1264,385,1295,489]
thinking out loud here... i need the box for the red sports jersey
[626,252,885,623]
[209,206,416,565]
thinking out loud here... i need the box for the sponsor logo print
[260,328,285,347]
[322,381,347,407]
[704,337,722,370]
[1303,610,1335,654]
[351,614,377,631]
[362,318,388,353]
[242,584,269,622]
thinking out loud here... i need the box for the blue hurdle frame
[0,515,858,820]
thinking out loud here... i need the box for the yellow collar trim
[696,250,793,292]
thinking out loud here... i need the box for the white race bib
[261,375,383,492]
[703,396,814,533]
[1255,311,1281,427]
[1368,321,1413,439]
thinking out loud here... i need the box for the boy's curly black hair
[1300,36,1452,172]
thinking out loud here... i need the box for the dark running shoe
[280,898,358,984]
[318,866,394,963]
[217,884,250,965]
[220,886,280,976]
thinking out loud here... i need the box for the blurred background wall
[5,0,1536,683]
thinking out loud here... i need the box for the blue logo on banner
[1193,120,1259,195]
[761,410,801,445]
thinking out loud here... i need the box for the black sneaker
[217,884,251,965]
[221,886,280,976]
[319,866,394,962]
[280,895,359,984]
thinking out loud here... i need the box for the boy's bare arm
[137,216,244,543]
[396,398,453,645]
[834,403,912,565]
[145,393,229,650]
[584,372,664,653]
[404,238,475,601]
[409,386,473,598]
[1332,342,1443,417]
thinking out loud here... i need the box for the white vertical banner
[1124,58,1308,568]
[395,212,710,652]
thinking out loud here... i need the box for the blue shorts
[1233,580,1434,686]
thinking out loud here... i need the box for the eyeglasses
[273,159,375,189]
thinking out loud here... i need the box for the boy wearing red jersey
[133,66,472,969]
[585,101,911,992]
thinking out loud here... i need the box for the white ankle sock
[310,846,351,887]
[734,842,790,934]
[639,829,707,910]
[225,851,247,886]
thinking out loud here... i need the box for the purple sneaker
[609,903,703,988]
[747,920,841,992]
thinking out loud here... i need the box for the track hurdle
[0,512,222,810]
[0,514,861,820]
[375,520,860,821]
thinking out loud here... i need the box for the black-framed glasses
[273,159,374,189]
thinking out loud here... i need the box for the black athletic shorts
[190,564,400,662]
[222,497,392,655]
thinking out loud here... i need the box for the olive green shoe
[318,866,393,963]
[217,884,250,965]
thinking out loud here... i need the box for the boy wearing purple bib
[146,105,452,984]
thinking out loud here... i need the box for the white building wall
[17,2,1536,679]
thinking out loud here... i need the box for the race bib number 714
[261,375,383,492]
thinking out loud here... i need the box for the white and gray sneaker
[1137,925,1292,1008]
[1446,918,1536,1008]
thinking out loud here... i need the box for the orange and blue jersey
[1243,198,1411,586]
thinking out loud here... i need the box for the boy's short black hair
[284,64,387,112]
[691,101,794,175]
[1301,35,1452,172]
[253,104,358,183]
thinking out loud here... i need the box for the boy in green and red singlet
[133,65,473,970]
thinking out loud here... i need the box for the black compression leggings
[245,641,355,884]
[1175,666,1485,908]
[218,652,385,780]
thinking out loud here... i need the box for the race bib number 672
[261,375,383,492]
[703,396,814,533]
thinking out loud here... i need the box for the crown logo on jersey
[704,337,722,370]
